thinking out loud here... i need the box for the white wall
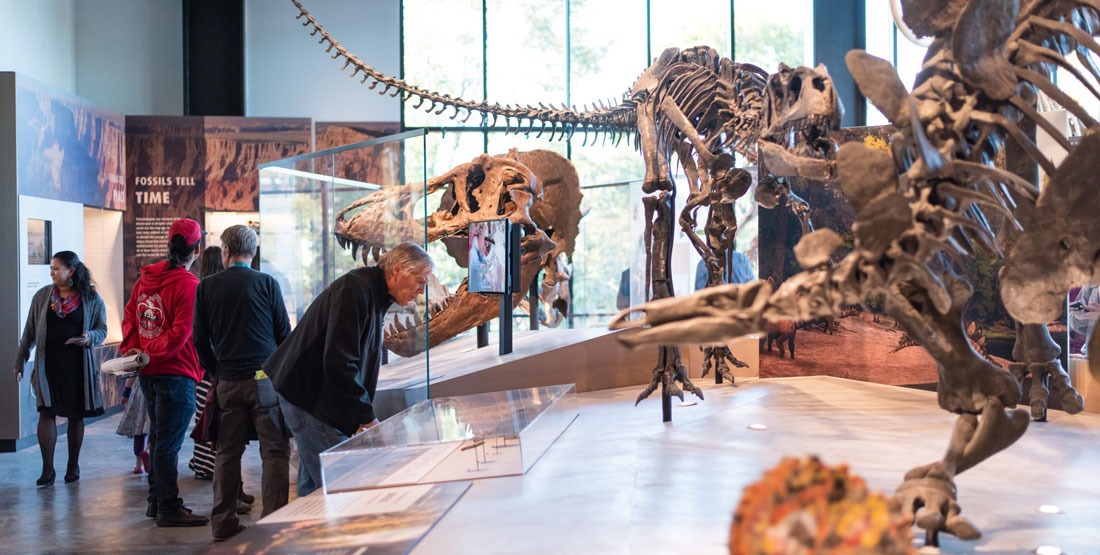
[0,0,183,116]
[17,195,85,437]
[244,0,400,121]
[0,0,76,93]
[74,0,184,116]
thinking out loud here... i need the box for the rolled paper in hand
[101,353,151,377]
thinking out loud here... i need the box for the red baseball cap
[168,218,204,245]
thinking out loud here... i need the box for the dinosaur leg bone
[895,397,1030,546]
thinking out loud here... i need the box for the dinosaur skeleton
[334,150,579,357]
[613,0,1097,545]
[291,0,841,408]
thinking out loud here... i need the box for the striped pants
[188,376,216,478]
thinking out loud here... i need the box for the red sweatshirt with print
[120,260,202,382]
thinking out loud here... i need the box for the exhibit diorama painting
[14,75,126,210]
[204,116,312,211]
[315,121,402,187]
[125,116,315,297]
[754,125,1064,386]
[123,116,207,299]
[210,482,470,555]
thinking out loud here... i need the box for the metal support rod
[661,386,672,422]
[477,323,489,348]
[529,270,539,330]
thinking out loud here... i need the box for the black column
[814,0,866,127]
[183,0,245,116]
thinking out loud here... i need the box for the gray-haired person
[264,242,433,497]
[193,225,291,541]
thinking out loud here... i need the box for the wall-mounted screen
[468,219,508,294]
[27,219,52,265]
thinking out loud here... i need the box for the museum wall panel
[0,0,76,93]
[74,0,184,116]
[0,73,19,444]
[243,0,400,121]
[1,73,131,448]
[17,195,85,439]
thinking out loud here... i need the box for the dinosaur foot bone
[894,399,1029,546]
[700,345,747,385]
[894,461,978,547]
[634,346,703,406]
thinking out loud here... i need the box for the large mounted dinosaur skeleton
[612,0,1098,546]
[291,0,841,410]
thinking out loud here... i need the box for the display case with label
[320,384,579,494]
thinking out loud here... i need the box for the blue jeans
[278,394,347,497]
[139,374,196,513]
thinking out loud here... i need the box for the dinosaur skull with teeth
[757,63,843,188]
[335,149,580,357]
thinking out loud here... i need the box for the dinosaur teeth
[393,319,405,333]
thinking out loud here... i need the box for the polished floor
[0,413,287,554]
[3,376,1100,554]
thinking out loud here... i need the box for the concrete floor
[3,376,1100,554]
[0,412,285,554]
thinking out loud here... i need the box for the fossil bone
[614,0,1100,545]
[334,150,576,357]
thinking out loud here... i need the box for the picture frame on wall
[468,219,508,295]
[27,219,52,265]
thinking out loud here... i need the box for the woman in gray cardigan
[12,251,108,486]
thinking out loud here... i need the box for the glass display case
[319,384,579,494]
[258,130,431,406]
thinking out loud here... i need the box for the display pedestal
[320,384,578,494]
[1068,355,1100,413]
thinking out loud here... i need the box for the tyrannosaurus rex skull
[756,63,844,208]
[335,153,540,253]
[335,151,578,357]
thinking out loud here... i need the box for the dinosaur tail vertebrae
[292,0,637,145]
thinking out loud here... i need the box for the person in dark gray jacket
[193,225,291,541]
[264,242,433,496]
[12,251,108,486]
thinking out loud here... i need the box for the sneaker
[148,503,193,519]
[238,490,255,505]
[235,500,252,515]
[156,507,209,527]
[213,524,247,542]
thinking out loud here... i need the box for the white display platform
[320,384,579,494]
[1068,355,1100,413]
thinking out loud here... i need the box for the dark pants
[211,378,290,537]
[139,374,196,514]
[278,394,347,497]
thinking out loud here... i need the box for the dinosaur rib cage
[893,0,1100,273]
[652,55,768,172]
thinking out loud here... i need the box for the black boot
[156,507,209,527]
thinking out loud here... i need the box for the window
[403,1,816,329]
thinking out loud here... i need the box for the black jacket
[264,266,393,435]
[193,266,291,381]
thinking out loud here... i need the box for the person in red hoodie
[120,218,209,528]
